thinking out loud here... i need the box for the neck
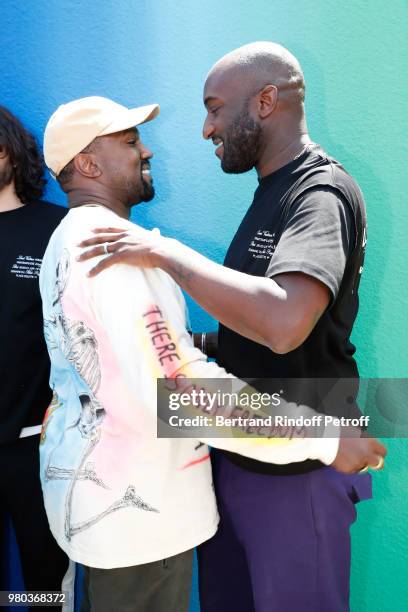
[67,188,130,220]
[256,116,312,178]
[0,182,25,212]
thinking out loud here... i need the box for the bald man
[78,43,383,611]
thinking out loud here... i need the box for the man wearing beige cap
[41,96,210,611]
[40,96,385,612]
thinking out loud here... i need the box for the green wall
[2,0,407,609]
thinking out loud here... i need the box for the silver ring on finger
[103,243,109,255]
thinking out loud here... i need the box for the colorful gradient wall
[2,1,407,609]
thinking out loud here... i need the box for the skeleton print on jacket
[39,206,220,569]
[39,205,337,569]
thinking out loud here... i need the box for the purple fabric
[198,451,372,612]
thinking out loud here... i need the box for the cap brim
[99,104,159,137]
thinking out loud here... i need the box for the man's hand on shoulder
[77,226,177,275]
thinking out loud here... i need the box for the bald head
[207,41,305,105]
[203,42,309,177]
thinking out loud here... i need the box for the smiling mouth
[212,137,224,158]
[141,164,152,180]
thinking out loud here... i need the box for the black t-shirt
[0,200,67,444]
[217,144,367,475]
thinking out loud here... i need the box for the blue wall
[2,1,407,610]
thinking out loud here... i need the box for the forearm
[157,239,288,351]
[79,228,328,353]
[170,359,339,466]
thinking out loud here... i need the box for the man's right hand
[331,436,387,474]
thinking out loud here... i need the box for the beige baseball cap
[44,96,159,177]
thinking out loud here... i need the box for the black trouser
[0,435,69,611]
[81,548,194,612]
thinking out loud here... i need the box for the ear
[257,85,278,119]
[73,153,101,178]
[0,145,8,160]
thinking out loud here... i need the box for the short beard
[221,102,262,174]
[123,176,155,207]
[0,163,14,191]
[140,177,155,202]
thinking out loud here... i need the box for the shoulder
[298,148,365,206]
[38,200,68,218]
[28,199,68,221]
[286,149,365,227]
